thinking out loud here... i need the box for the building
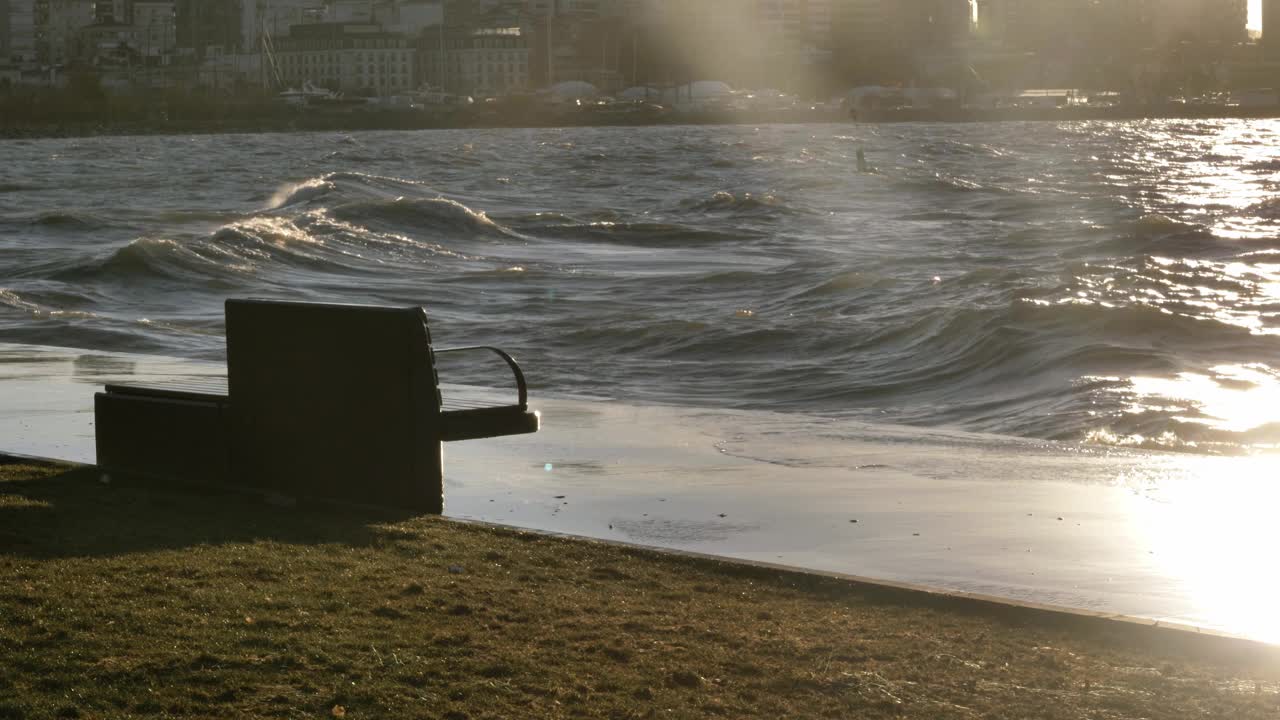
[1268,0,1280,58]
[912,0,970,50]
[976,0,1244,53]
[833,0,970,81]
[442,0,521,28]
[383,0,441,36]
[757,0,831,50]
[328,0,375,23]
[175,0,239,59]
[240,0,324,53]
[529,6,633,90]
[40,0,95,65]
[78,19,140,65]
[0,1,9,64]
[132,0,173,61]
[1192,0,1247,46]
[832,0,895,61]
[271,21,415,94]
[421,22,527,95]
[4,0,36,65]
[94,0,127,23]
[1145,0,1245,47]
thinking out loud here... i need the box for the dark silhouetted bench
[95,299,539,513]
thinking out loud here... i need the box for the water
[3,121,1280,455]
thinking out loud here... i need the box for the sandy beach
[4,343,1279,646]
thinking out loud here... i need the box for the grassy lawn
[2,461,1279,719]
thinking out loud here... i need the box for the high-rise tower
[1266,0,1280,57]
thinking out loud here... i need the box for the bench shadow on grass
[0,464,421,559]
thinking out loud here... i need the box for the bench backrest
[225,299,444,512]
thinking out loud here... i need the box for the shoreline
[4,343,1280,644]
[4,104,1280,140]
[3,460,1279,718]
[1,449,1271,652]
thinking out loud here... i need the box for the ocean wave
[23,211,105,229]
[679,190,807,217]
[49,236,256,285]
[1133,213,1200,233]
[1011,296,1253,344]
[0,288,98,319]
[792,271,895,297]
[267,171,437,210]
[268,178,335,209]
[530,220,753,245]
[327,196,517,239]
[0,288,41,313]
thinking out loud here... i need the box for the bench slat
[104,379,528,417]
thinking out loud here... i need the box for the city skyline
[2,0,1274,103]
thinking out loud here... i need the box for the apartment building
[273,21,415,93]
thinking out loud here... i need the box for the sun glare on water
[1132,455,1280,642]
[1126,365,1280,435]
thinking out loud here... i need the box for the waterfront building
[4,0,36,65]
[132,0,173,62]
[77,19,141,65]
[175,0,239,59]
[974,0,1070,51]
[272,21,415,94]
[1268,0,1280,58]
[1151,0,1246,47]
[94,0,127,23]
[833,0,970,82]
[240,0,324,54]
[757,0,832,50]
[328,0,375,23]
[382,0,441,36]
[0,1,9,65]
[613,0,832,90]
[975,0,1244,53]
[420,22,528,96]
[41,0,95,65]
[528,10,623,90]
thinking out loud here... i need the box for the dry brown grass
[2,461,1279,719]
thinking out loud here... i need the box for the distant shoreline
[0,107,846,140]
[4,103,1280,140]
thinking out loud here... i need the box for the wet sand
[3,343,1278,643]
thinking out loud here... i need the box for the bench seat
[103,377,539,442]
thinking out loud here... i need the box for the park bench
[94,299,539,513]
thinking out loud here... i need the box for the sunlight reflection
[1132,455,1280,642]
[1148,121,1280,240]
[1126,364,1280,434]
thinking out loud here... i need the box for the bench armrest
[433,346,529,410]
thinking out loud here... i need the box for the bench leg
[420,440,444,515]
